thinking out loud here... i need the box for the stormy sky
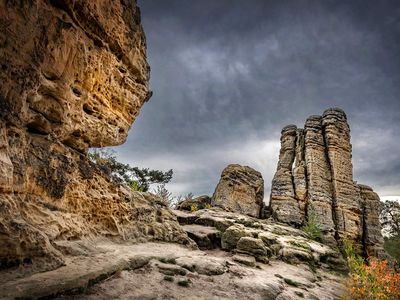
[114,0,400,202]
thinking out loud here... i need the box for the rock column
[270,108,384,255]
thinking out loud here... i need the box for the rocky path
[1,207,348,299]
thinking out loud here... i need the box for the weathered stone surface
[236,237,271,263]
[221,224,253,250]
[176,195,211,211]
[212,164,264,218]
[322,108,362,242]
[270,125,303,226]
[182,224,220,250]
[269,108,385,257]
[0,0,192,273]
[232,254,256,267]
[0,0,150,152]
[304,115,336,244]
[358,184,386,258]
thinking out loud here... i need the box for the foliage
[154,184,175,207]
[163,275,174,282]
[190,204,198,213]
[344,241,400,300]
[381,200,400,265]
[283,277,300,287]
[204,203,212,209]
[384,236,400,266]
[302,206,323,242]
[177,279,191,287]
[88,149,172,192]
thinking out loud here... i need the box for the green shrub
[177,279,191,287]
[190,204,198,213]
[283,277,300,287]
[204,203,212,209]
[384,235,400,266]
[302,206,323,242]
[163,275,174,282]
[88,149,173,192]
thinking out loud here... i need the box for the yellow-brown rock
[0,0,189,272]
[0,0,150,152]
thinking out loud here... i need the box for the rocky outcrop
[212,164,264,218]
[358,185,386,258]
[0,0,189,273]
[270,125,304,226]
[172,207,347,272]
[176,195,211,211]
[270,108,385,257]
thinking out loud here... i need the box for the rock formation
[176,195,211,211]
[0,0,188,272]
[211,164,264,218]
[270,108,385,256]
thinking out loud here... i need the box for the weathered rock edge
[269,108,386,258]
[0,0,190,273]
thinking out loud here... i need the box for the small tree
[88,149,173,192]
[381,200,400,265]
[302,205,323,242]
[154,184,174,207]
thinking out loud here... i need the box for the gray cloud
[113,0,400,199]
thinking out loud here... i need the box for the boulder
[221,224,252,250]
[212,164,264,218]
[232,254,256,267]
[236,237,271,263]
[176,195,211,211]
[182,224,220,250]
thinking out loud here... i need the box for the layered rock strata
[212,164,264,218]
[270,108,385,256]
[0,0,188,272]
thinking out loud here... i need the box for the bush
[344,241,400,300]
[384,235,400,266]
[163,275,174,282]
[154,184,175,207]
[204,203,212,209]
[190,204,198,213]
[302,206,323,242]
[88,149,172,192]
[177,279,191,287]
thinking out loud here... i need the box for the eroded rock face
[212,164,264,218]
[358,184,386,258]
[0,0,189,272]
[0,0,150,153]
[270,108,385,256]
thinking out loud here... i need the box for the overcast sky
[114,0,400,202]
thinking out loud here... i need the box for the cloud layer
[113,0,400,200]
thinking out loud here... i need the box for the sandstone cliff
[270,108,385,257]
[0,0,188,272]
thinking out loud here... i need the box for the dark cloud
[114,0,400,200]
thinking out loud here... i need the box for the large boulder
[211,164,264,218]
